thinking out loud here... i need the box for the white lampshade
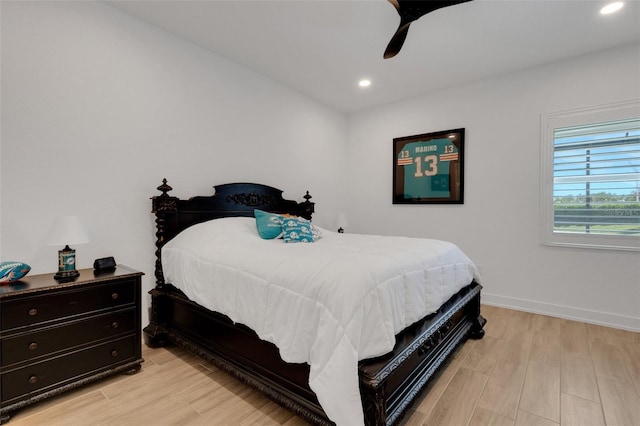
[45,216,90,246]
[335,213,349,230]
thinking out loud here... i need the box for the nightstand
[0,265,143,424]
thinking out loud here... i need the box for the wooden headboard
[151,179,315,286]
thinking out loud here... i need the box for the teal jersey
[396,138,459,199]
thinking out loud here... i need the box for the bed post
[144,179,178,347]
[361,386,386,426]
[300,191,315,220]
[468,282,486,339]
[151,178,178,288]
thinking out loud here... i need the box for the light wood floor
[7,305,640,426]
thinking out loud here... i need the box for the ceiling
[108,0,640,113]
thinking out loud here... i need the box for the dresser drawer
[1,280,136,330]
[1,335,137,403]
[1,308,136,367]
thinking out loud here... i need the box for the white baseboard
[481,292,640,332]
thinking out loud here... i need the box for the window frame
[540,100,640,252]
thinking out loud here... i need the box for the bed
[143,179,485,425]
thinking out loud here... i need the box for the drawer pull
[111,350,119,357]
[29,375,38,384]
[28,308,38,316]
[111,293,119,300]
[29,342,38,351]
[111,321,119,329]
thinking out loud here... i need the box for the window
[541,100,640,251]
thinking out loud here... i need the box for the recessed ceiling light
[600,1,624,15]
[358,79,371,88]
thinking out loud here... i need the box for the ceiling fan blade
[384,0,473,59]
[384,22,411,59]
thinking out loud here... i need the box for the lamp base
[54,269,80,282]
[55,245,79,282]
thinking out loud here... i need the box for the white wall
[347,43,640,331]
[0,1,348,325]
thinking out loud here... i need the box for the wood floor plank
[101,357,200,402]
[476,361,527,420]
[468,406,514,426]
[484,307,510,339]
[515,410,559,426]
[10,390,108,425]
[423,367,488,426]
[586,323,635,346]
[619,338,640,396]
[497,332,534,366]
[189,372,258,415]
[530,325,561,368]
[472,329,532,368]
[282,415,313,426]
[143,344,185,365]
[502,311,535,340]
[469,334,502,358]
[519,360,560,423]
[171,372,233,413]
[589,338,633,384]
[530,313,561,335]
[452,337,475,361]
[398,410,425,426]
[404,358,463,422]
[561,351,600,403]
[560,393,605,426]
[560,319,591,354]
[237,401,299,426]
[461,346,497,375]
[199,387,274,425]
[597,376,640,426]
[95,396,203,426]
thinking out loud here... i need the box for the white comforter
[162,217,480,425]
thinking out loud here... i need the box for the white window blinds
[553,118,640,236]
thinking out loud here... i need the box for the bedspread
[162,217,480,425]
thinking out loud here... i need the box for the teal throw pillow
[254,209,284,239]
[282,217,315,243]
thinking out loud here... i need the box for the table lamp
[335,213,349,233]
[45,216,90,281]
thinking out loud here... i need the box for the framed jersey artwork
[393,128,465,204]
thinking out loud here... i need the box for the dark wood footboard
[359,282,484,425]
[144,281,484,426]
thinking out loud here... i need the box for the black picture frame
[393,128,465,204]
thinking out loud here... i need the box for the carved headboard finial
[152,179,178,214]
[301,190,315,220]
[157,178,173,197]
